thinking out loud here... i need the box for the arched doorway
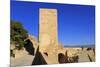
[24,39,35,55]
[58,53,67,63]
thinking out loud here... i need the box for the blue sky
[11,1,95,46]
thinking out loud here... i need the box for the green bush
[10,20,28,50]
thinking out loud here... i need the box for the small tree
[10,20,28,50]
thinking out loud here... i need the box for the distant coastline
[64,44,95,48]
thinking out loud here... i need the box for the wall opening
[58,53,67,63]
[24,39,35,55]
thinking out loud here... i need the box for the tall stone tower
[39,8,58,52]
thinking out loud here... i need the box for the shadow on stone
[88,54,92,62]
[24,39,35,55]
[31,46,47,65]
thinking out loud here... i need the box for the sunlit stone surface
[39,8,58,52]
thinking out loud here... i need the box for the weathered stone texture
[39,8,58,52]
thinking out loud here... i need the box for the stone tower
[39,8,58,52]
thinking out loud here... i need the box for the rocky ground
[63,47,95,63]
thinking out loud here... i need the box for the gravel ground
[10,54,34,67]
